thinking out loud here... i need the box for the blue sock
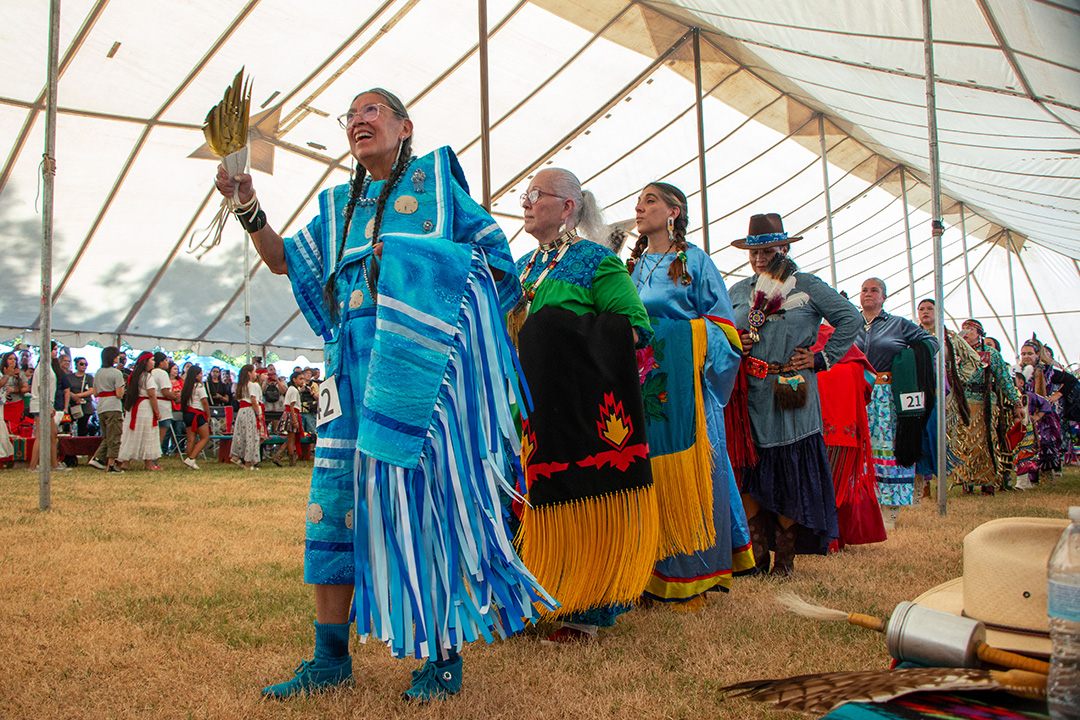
[313,621,350,661]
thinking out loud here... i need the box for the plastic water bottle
[1048,506,1080,720]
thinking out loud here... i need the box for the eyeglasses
[76,362,87,367]
[337,103,394,129]
[519,189,564,208]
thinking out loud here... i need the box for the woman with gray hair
[511,167,656,644]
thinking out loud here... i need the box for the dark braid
[323,166,368,319]
[322,88,411,320]
[626,235,649,274]
[369,135,413,261]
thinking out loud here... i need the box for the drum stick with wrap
[775,593,1049,675]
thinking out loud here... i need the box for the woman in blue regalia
[627,183,754,607]
[214,88,554,702]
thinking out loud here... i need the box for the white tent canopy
[1,0,1077,362]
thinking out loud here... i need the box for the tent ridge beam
[37,0,260,319]
[275,0,407,132]
[0,0,109,197]
[459,2,635,158]
[492,28,694,201]
[408,0,527,110]
[974,0,1080,137]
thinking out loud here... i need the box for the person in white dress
[117,352,163,471]
[230,363,264,470]
[180,366,211,470]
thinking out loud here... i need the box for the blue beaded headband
[744,232,788,246]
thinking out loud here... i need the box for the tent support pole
[922,0,947,516]
[244,239,251,363]
[1007,231,1018,356]
[37,0,61,512]
[960,202,972,318]
[818,114,837,287]
[899,167,917,320]
[692,28,710,254]
[478,0,492,210]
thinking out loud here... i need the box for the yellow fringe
[650,318,716,560]
[517,484,659,618]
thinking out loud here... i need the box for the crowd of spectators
[0,344,323,471]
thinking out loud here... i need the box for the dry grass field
[1,459,1077,720]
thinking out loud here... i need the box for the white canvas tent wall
[1,0,1077,362]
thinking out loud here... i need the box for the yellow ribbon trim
[517,484,659,618]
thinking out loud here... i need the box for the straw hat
[731,213,804,250]
[913,516,1069,656]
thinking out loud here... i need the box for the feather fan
[720,668,1046,714]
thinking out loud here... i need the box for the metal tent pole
[899,167,917,319]
[923,0,948,516]
[38,0,61,511]
[960,202,973,319]
[1007,231,1018,356]
[244,240,251,362]
[478,0,492,210]
[692,28,710,254]
[818,114,837,287]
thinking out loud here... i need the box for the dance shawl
[517,306,658,615]
[640,317,734,559]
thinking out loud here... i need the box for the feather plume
[720,668,1046,714]
[190,68,253,259]
[774,592,849,623]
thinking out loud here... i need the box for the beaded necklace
[518,228,578,310]
[633,242,675,292]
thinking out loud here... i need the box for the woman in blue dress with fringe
[214,88,554,703]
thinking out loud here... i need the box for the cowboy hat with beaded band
[913,516,1070,657]
[731,213,804,250]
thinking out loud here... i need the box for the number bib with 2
[315,374,343,427]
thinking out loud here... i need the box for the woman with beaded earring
[511,167,656,644]
[626,182,753,608]
[728,213,860,576]
[215,88,553,702]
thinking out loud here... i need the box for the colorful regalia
[955,344,1022,492]
[283,146,555,659]
[1015,391,1051,485]
[630,244,754,601]
[854,312,938,507]
[513,237,656,622]
[812,325,885,549]
[729,271,859,557]
[1021,361,1077,477]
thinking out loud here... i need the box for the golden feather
[720,668,1046,714]
[202,67,250,158]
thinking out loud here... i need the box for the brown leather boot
[772,523,797,577]
[746,513,770,575]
